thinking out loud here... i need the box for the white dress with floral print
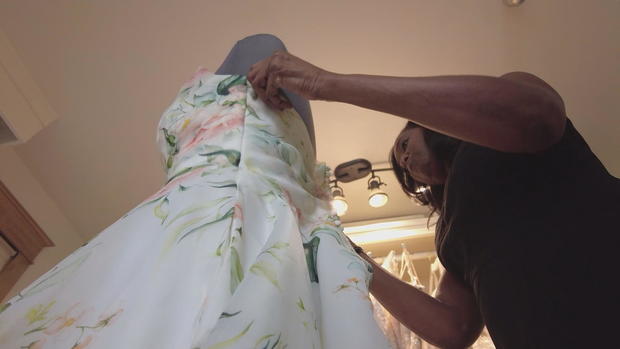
[0,69,391,349]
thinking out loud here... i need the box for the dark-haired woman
[249,51,620,349]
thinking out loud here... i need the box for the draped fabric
[0,69,391,349]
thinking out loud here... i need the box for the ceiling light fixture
[330,181,349,216]
[329,159,393,215]
[503,0,525,7]
[367,173,388,208]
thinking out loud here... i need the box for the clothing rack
[371,250,437,264]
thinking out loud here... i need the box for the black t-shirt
[436,118,620,348]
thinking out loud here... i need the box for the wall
[0,146,84,303]
[502,0,620,175]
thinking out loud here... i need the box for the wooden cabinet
[0,180,53,299]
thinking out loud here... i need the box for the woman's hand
[346,235,374,264]
[248,50,328,110]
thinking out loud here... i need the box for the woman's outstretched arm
[360,253,483,349]
[248,51,566,153]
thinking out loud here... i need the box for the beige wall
[0,146,84,303]
[502,0,620,176]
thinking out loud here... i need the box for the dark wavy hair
[389,122,461,215]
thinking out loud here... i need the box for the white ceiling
[0,1,618,240]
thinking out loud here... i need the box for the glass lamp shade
[368,188,389,208]
[331,195,349,216]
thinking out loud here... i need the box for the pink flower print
[175,106,214,142]
[44,303,88,336]
[26,338,46,349]
[347,277,360,284]
[233,203,243,220]
[227,85,247,99]
[176,110,230,156]
[176,117,197,142]
[177,110,242,157]
[204,113,243,140]
[282,188,302,222]
[178,116,222,154]
[180,67,210,90]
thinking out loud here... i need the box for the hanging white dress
[0,69,391,349]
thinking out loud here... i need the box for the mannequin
[215,33,316,153]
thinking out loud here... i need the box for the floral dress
[0,69,391,349]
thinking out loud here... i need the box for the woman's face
[393,127,448,185]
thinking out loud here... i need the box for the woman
[249,51,619,348]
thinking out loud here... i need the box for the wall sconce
[329,159,392,216]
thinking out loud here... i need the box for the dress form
[215,34,316,153]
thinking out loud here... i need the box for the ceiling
[0,1,618,242]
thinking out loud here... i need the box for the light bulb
[368,188,389,208]
[503,0,525,7]
[331,195,349,216]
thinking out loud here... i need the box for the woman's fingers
[248,50,321,109]
[250,67,270,104]
[264,71,279,109]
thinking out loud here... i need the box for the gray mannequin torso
[215,34,316,153]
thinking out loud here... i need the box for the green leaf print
[19,248,94,300]
[216,75,247,96]
[255,129,283,145]
[0,302,11,314]
[303,237,321,283]
[20,339,44,349]
[167,215,209,247]
[164,196,232,229]
[277,142,298,166]
[255,334,276,349]
[230,246,244,294]
[162,128,180,169]
[153,197,169,224]
[207,321,253,349]
[259,242,289,263]
[219,311,241,319]
[250,260,280,290]
[177,207,235,243]
[259,190,277,203]
[200,149,241,167]
[162,128,177,148]
[310,225,345,246]
[216,239,225,257]
[207,180,238,189]
[255,333,283,349]
[334,284,351,293]
[165,164,209,184]
[198,99,215,107]
[25,301,56,325]
[179,85,192,96]
[296,298,306,312]
[129,194,168,216]
[222,100,244,107]
[246,104,260,120]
